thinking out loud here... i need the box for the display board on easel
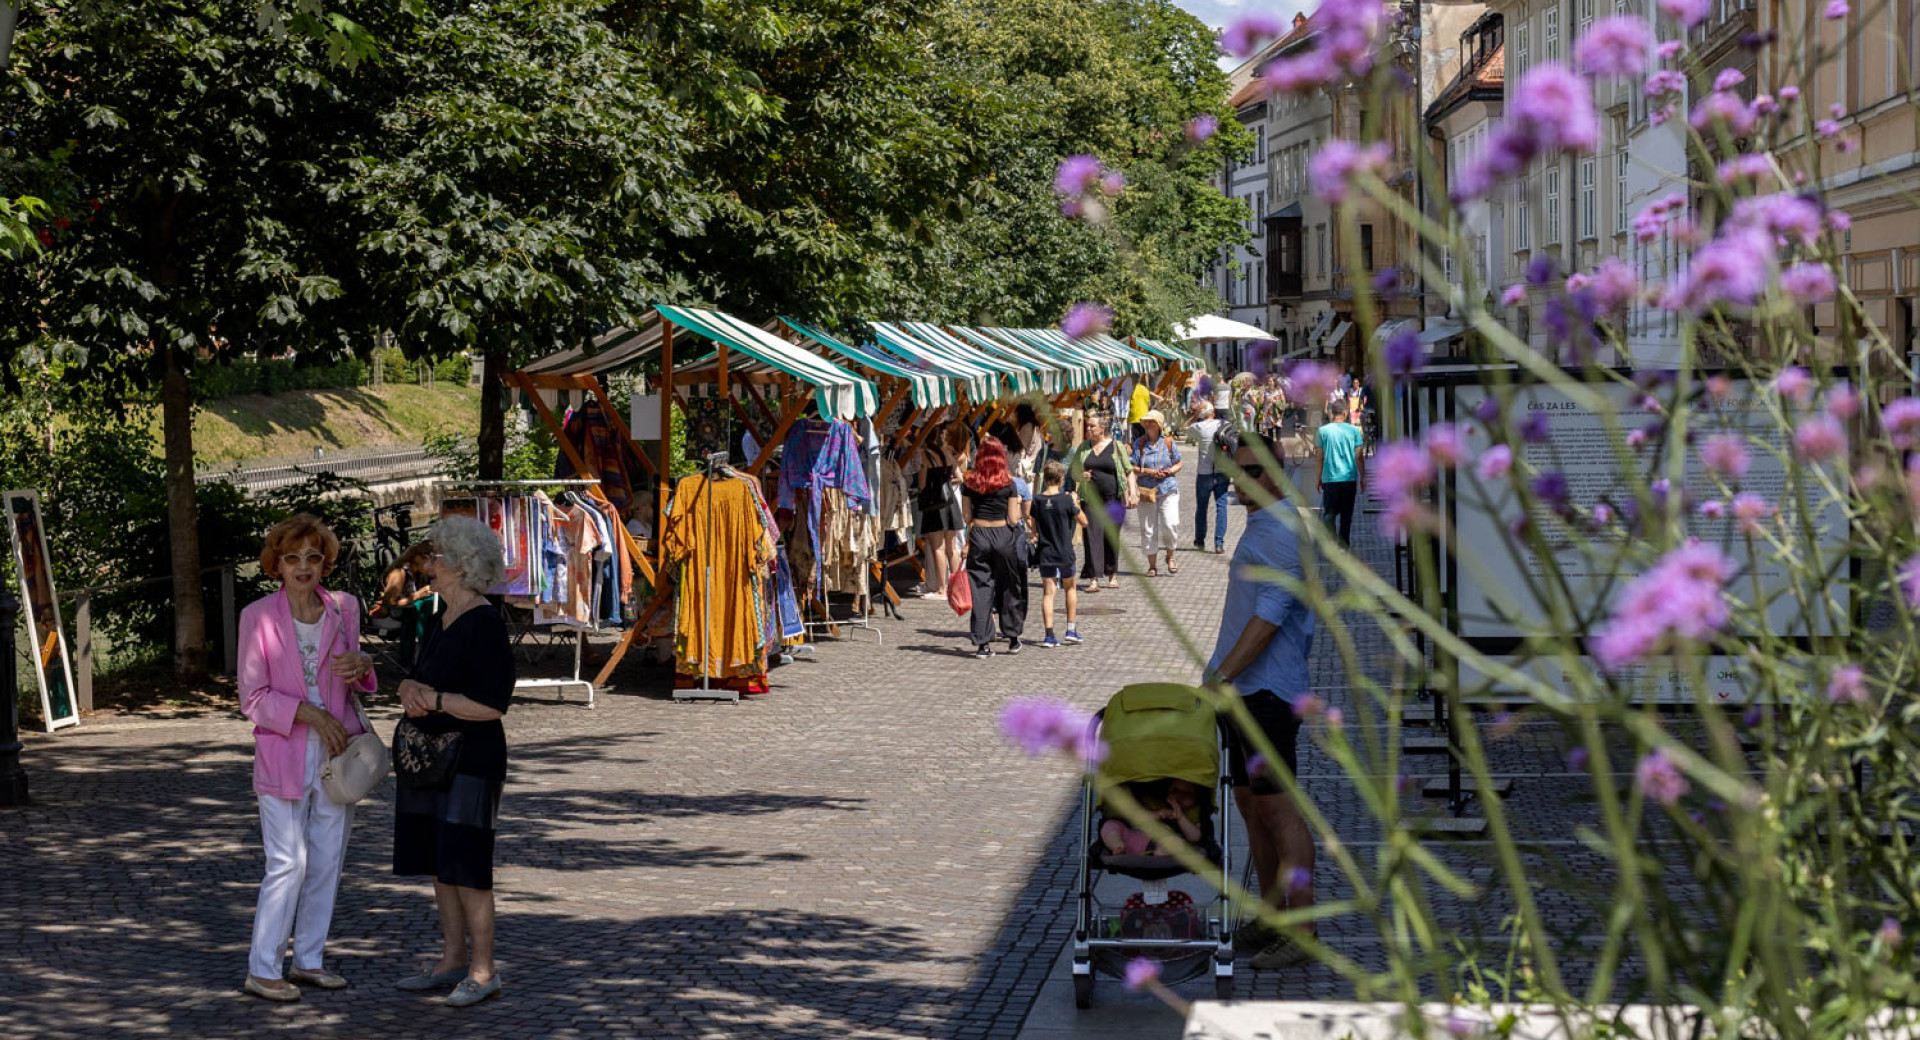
[1404,367,1850,705]
[5,489,80,732]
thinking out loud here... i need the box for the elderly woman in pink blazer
[238,514,378,1003]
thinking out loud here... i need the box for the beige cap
[1141,410,1166,426]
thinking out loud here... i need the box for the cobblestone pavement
[3,469,1709,1039]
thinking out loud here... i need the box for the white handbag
[321,696,390,806]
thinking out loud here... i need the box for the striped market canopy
[1131,336,1209,371]
[780,319,957,410]
[893,321,1046,398]
[867,322,1016,400]
[944,326,1078,395]
[656,305,879,419]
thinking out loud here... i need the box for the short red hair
[964,435,1012,493]
[260,514,340,575]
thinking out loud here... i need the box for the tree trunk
[161,348,208,680]
[477,344,507,480]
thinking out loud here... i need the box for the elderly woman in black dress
[390,515,515,1007]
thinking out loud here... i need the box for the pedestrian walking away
[915,421,971,599]
[1131,410,1183,576]
[391,515,517,1008]
[1030,460,1087,649]
[1316,400,1366,546]
[960,435,1029,657]
[1203,426,1320,972]
[240,515,379,1003]
[1068,414,1136,592]
[1187,399,1229,554]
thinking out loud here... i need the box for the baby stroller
[1072,683,1235,1007]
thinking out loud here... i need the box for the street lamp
[0,593,28,806]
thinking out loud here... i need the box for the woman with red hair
[960,435,1029,658]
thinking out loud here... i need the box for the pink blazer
[238,587,377,800]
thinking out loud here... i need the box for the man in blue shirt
[1315,400,1367,545]
[1206,424,1318,971]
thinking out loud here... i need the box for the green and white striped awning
[657,305,879,419]
[945,326,1076,395]
[1010,327,1151,380]
[1084,333,1162,376]
[990,327,1119,385]
[780,319,957,409]
[894,321,1045,397]
[1131,336,1209,371]
[867,322,1015,399]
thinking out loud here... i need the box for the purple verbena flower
[1827,664,1867,705]
[1285,866,1313,895]
[1060,302,1114,341]
[1374,441,1437,501]
[1567,746,1590,770]
[1902,555,1920,609]
[1519,411,1552,443]
[1663,227,1774,313]
[1714,68,1748,91]
[1384,326,1422,376]
[1123,956,1161,991]
[1691,90,1760,135]
[1793,414,1847,462]
[1501,283,1527,307]
[1825,385,1859,420]
[1100,170,1126,196]
[1054,155,1104,197]
[1590,257,1640,315]
[1699,499,1727,519]
[1444,1010,1484,1040]
[1828,209,1852,231]
[1423,423,1470,468]
[1287,361,1341,404]
[1728,193,1825,247]
[1879,918,1904,946]
[1644,69,1687,99]
[1701,434,1750,480]
[1476,444,1513,481]
[1185,114,1219,143]
[1774,366,1814,404]
[1309,140,1393,205]
[1473,396,1502,425]
[1781,262,1837,304]
[1593,541,1735,670]
[1575,16,1656,77]
[1658,0,1712,26]
[1716,154,1773,185]
[1817,118,1843,138]
[1220,13,1287,58]
[1292,693,1327,720]
[1591,502,1615,526]
[1878,397,1920,450]
[1658,39,1685,59]
[1636,749,1690,805]
[1824,0,1849,17]
[1731,492,1775,534]
[1527,253,1560,287]
[1532,470,1571,512]
[999,697,1108,764]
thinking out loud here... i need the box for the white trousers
[249,738,354,979]
[1139,490,1181,555]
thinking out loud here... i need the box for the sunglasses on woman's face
[281,552,326,568]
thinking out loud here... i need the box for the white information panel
[1447,380,1847,699]
[1458,654,1756,706]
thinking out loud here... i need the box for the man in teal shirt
[1315,400,1366,545]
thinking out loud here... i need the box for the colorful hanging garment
[663,474,775,681]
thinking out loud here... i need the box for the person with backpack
[1030,460,1086,648]
[1131,410,1184,577]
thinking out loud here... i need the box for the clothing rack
[677,453,741,703]
[434,477,605,708]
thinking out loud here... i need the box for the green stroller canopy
[1096,683,1220,812]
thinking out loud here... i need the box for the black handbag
[391,715,463,791]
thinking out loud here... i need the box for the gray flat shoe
[244,975,301,1002]
[445,975,501,1007]
[288,967,347,989]
[394,965,467,992]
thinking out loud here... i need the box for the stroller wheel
[1073,973,1093,1009]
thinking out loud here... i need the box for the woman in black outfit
[916,421,970,599]
[961,435,1028,658]
[392,515,516,1008]
[1067,414,1136,592]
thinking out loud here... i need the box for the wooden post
[73,591,92,713]
[221,567,237,676]
[657,320,674,578]
[749,395,810,475]
[717,338,729,396]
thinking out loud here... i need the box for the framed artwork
[5,489,80,731]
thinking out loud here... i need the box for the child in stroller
[1099,778,1206,856]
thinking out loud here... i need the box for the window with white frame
[1579,0,1594,37]
[1317,225,1327,277]
[1545,168,1561,244]
[1515,21,1530,74]
[1579,158,1596,239]
[1614,121,1629,232]
[1545,7,1560,61]
[1518,195,1531,250]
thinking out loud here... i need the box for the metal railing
[196,446,437,493]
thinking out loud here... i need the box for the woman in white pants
[238,515,377,1002]
[1130,410,1185,575]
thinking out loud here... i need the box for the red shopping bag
[946,566,973,616]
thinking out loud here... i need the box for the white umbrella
[1173,314,1279,343]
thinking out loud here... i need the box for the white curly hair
[428,515,506,595]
